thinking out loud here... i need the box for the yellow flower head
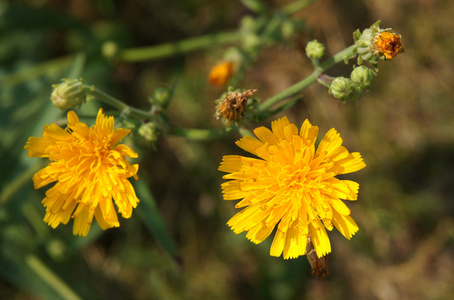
[209,61,234,86]
[219,117,366,259]
[24,109,140,236]
[373,31,403,60]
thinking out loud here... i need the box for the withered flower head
[216,89,257,122]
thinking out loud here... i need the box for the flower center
[280,165,324,192]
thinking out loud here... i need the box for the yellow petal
[42,123,73,141]
[334,152,366,174]
[72,204,93,237]
[330,199,351,215]
[67,110,79,124]
[95,108,114,137]
[270,229,286,257]
[113,144,138,158]
[332,180,360,201]
[24,137,51,157]
[253,126,278,145]
[316,128,343,157]
[219,155,246,172]
[246,222,275,244]
[283,219,307,259]
[227,204,270,234]
[95,206,109,230]
[111,128,131,147]
[235,136,263,156]
[299,119,319,145]
[271,117,290,141]
[309,221,331,258]
[283,123,298,142]
[332,209,358,239]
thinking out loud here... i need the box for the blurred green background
[1,0,454,299]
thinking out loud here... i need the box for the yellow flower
[219,117,365,259]
[373,31,403,60]
[24,109,140,236]
[209,61,234,86]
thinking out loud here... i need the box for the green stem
[117,31,241,62]
[0,163,43,206]
[257,44,357,115]
[1,55,74,87]
[26,255,82,300]
[85,87,152,120]
[168,126,235,140]
[281,0,317,15]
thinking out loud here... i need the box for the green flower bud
[349,85,364,102]
[102,41,118,59]
[328,77,354,103]
[50,78,87,110]
[137,122,159,148]
[350,66,374,89]
[150,86,171,109]
[281,20,296,40]
[305,40,325,61]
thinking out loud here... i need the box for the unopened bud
[102,41,118,59]
[350,66,374,89]
[328,77,354,102]
[306,40,325,61]
[150,86,171,109]
[137,122,159,147]
[50,79,86,110]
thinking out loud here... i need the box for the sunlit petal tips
[24,109,140,236]
[219,117,365,259]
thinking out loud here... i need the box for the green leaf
[132,178,181,263]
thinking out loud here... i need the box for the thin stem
[281,0,317,15]
[117,31,241,62]
[85,87,152,120]
[84,44,357,140]
[168,126,235,140]
[0,163,43,206]
[1,55,74,87]
[257,44,357,114]
[26,255,82,300]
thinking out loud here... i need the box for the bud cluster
[328,65,376,102]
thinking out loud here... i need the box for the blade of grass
[132,178,181,264]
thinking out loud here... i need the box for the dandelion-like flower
[219,117,366,259]
[24,109,140,236]
[209,61,234,86]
